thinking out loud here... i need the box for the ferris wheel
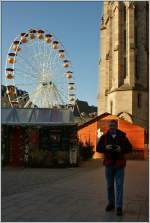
[5,28,76,110]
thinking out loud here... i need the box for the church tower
[97,1,149,130]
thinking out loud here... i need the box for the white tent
[1,108,75,126]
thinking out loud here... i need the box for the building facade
[97,1,149,130]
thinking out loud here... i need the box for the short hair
[108,119,118,127]
[109,119,117,124]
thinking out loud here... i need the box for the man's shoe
[116,208,123,216]
[105,204,115,212]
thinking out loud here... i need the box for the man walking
[96,120,132,216]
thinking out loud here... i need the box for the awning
[1,108,75,126]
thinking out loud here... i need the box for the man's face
[108,121,117,132]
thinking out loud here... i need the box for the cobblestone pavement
[1,160,149,222]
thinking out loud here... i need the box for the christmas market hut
[1,108,78,167]
[78,113,147,160]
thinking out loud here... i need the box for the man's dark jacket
[96,129,132,168]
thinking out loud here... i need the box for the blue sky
[2,1,103,106]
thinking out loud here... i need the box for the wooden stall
[2,108,78,167]
[78,113,147,159]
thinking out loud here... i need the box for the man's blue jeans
[105,165,124,208]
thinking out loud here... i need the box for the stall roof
[1,108,75,126]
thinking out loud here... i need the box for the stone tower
[97,1,149,130]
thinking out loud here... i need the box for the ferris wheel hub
[41,81,53,86]
[42,82,48,86]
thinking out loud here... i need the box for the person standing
[96,120,132,216]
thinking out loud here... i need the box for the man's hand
[115,145,121,152]
[105,145,113,150]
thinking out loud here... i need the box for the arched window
[110,101,113,114]
[137,93,141,108]
[123,5,127,79]
[146,2,149,50]
[134,5,139,80]
[134,5,138,48]
[146,2,149,81]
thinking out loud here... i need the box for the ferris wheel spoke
[15,83,35,86]
[34,42,44,73]
[32,40,50,79]
[25,39,43,74]
[15,83,35,88]
[47,58,66,81]
[18,51,40,75]
[17,53,40,75]
[45,47,53,71]
[16,58,39,79]
[46,45,59,72]
[50,56,65,80]
[48,48,56,69]
[23,38,44,72]
[44,42,49,71]
[49,50,59,73]
[42,39,46,75]
[37,40,45,72]
[51,50,60,66]
[15,68,38,81]
[25,39,41,66]
[46,60,63,83]
[15,67,38,78]
[44,46,55,75]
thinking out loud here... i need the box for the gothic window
[134,6,138,48]
[110,101,113,114]
[123,5,126,51]
[146,2,149,84]
[134,5,139,80]
[123,5,126,26]
[123,5,127,79]
[137,93,141,108]
[135,55,139,80]
[123,56,126,79]
[146,2,149,51]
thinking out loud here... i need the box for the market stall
[2,108,78,167]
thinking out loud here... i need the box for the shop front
[2,108,78,167]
